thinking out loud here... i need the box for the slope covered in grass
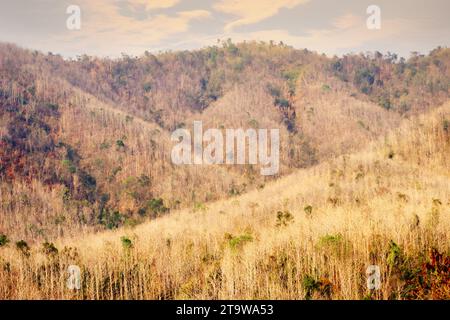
[1,43,448,240]
[0,102,448,299]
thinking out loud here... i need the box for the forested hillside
[0,42,449,241]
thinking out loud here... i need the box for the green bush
[121,236,133,250]
[302,275,320,300]
[147,198,169,216]
[302,275,333,300]
[16,240,30,257]
[100,142,111,150]
[227,233,253,250]
[318,234,350,257]
[143,82,152,92]
[387,240,403,268]
[378,95,392,110]
[274,97,290,108]
[0,234,9,247]
[321,84,331,92]
[319,234,343,247]
[282,69,300,82]
[276,210,294,227]
[42,242,58,256]
[443,119,449,132]
[116,139,125,148]
[100,209,125,229]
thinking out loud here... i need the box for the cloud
[54,0,211,56]
[127,0,181,10]
[8,0,446,58]
[332,13,360,30]
[214,0,310,32]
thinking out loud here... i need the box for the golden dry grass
[0,103,449,300]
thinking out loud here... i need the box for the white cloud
[126,0,180,10]
[53,0,211,56]
[6,0,447,58]
[214,0,310,32]
[332,13,361,30]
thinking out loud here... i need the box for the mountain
[0,41,449,299]
[1,42,448,241]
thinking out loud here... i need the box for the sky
[0,0,449,58]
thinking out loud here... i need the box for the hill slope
[1,43,448,241]
[0,102,448,299]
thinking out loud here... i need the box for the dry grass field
[1,101,448,300]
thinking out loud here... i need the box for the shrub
[319,234,343,247]
[357,120,368,130]
[355,172,364,180]
[304,205,313,217]
[138,174,151,187]
[274,97,290,108]
[116,139,125,148]
[443,119,449,132]
[266,84,281,98]
[42,242,58,256]
[16,240,30,257]
[143,82,152,92]
[397,193,409,202]
[228,185,243,196]
[282,69,301,94]
[193,202,207,212]
[276,210,294,227]
[100,142,111,150]
[355,68,375,88]
[228,233,253,250]
[302,275,333,300]
[46,103,59,112]
[62,187,71,201]
[378,95,392,110]
[401,248,450,299]
[109,166,122,181]
[0,234,9,247]
[387,240,403,269]
[147,198,169,216]
[302,275,319,299]
[121,236,133,250]
[318,234,350,257]
[100,209,125,229]
[224,39,239,55]
[321,84,331,92]
[332,60,343,72]
[79,171,96,190]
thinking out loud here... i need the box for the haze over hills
[0,41,449,299]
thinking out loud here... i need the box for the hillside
[1,42,449,241]
[0,100,448,299]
